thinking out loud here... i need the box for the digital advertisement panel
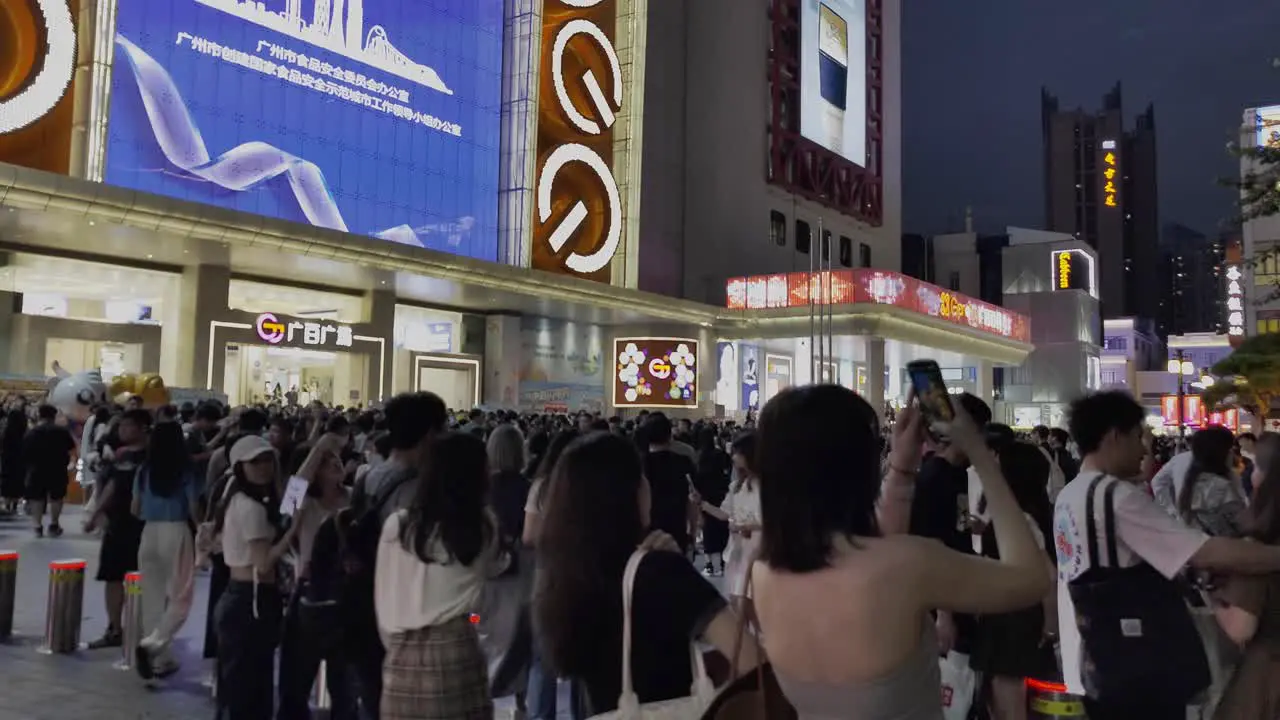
[740,344,760,411]
[615,338,698,408]
[764,354,793,404]
[800,0,866,164]
[1257,105,1280,148]
[715,341,740,413]
[105,0,503,261]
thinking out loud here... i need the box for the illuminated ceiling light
[0,0,77,134]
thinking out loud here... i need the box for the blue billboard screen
[105,0,504,261]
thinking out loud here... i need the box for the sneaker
[33,525,43,538]
[48,524,63,538]
[87,628,122,650]
[703,563,714,576]
[154,659,180,679]
[135,644,155,680]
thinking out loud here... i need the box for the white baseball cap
[229,435,275,466]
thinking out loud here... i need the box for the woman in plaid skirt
[375,431,504,720]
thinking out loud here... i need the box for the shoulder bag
[700,556,797,720]
[589,550,716,720]
[1067,474,1210,705]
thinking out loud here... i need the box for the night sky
[902,0,1280,238]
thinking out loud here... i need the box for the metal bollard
[312,659,331,712]
[1026,677,1086,719]
[39,559,86,654]
[0,551,16,641]
[114,572,143,670]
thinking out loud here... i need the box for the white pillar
[163,265,230,389]
[865,337,886,421]
[973,359,993,409]
[484,315,522,408]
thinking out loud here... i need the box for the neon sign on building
[1226,265,1245,337]
[1101,139,1119,208]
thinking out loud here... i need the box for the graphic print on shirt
[1054,506,1084,580]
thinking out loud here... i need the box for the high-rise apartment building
[1157,223,1226,337]
[1042,83,1160,322]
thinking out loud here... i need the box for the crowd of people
[0,386,1276,720]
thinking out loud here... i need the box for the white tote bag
[589,550,716,720]
[939,651,976,720]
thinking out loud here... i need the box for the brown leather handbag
[700,565,797,720]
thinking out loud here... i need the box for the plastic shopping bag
[939,651,975,720]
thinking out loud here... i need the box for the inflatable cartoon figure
[47,362,108,423]
[109,372,170,408]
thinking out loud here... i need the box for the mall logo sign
[536,0,623,276]
[256,313,354,348]
[0,0,76,134]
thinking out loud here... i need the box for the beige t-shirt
[223,493,276,568]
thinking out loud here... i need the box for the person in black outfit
[25,404,77,537]
[85,408,151,649]
[0,409,28,515]
[693,428,731,575]
[908,392,992,655]
[640,414,698,554]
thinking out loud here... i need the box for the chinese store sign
[1101,139,1119,208]
[256,313,354,349]
[1226,265,1245,337]
[725,270,1030,343]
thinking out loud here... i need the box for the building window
[821,230,832,262]
[796,220,811,254]
[769,210,786,247]
[858,242,872,268]
[948,271,961,291]
[838,236,852,267]
[1104,336,1128,351]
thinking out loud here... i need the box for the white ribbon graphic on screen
[113,35,472,249]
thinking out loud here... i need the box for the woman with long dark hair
[968,437,1058,720]
[521,428,578,720]
[131,421,199,682]
[0,409,27,513]
[535,432,759,716]
[213,434,296,720]
[375,432,501,719]
[1213,432,1280,719]
[699,432,759,599]
[1157,425,1245,537]
[749,386,1048,720]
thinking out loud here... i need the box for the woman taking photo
[535,432,759,716]
[750,385,1049,720]
[131,421,200,682]
[213,434,298,720]
[375,432,502,719]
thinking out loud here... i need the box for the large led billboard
[614,338,698,409]
[800,0,866,165]
[1256,105,1280,148]
[105,0,503,261]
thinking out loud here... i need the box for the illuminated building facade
[1042,83,1159,324]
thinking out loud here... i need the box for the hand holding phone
[905,360,955,440]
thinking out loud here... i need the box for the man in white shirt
[1054,391,1280,720]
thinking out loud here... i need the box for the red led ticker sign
[725,269,1030,343]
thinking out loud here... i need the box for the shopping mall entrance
[223,344,368,407]
[413,355,480,412]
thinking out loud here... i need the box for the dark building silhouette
[1042,83,1159,322]
[1157,223,1226,337]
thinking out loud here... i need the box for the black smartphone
[906,359,955,439]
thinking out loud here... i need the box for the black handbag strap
[1083,473,1123,570]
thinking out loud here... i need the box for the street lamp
[1167,350,1194,444]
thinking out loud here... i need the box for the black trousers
[277,588,361,720]
[214,581,282,720]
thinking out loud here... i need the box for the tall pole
[808,221,816,386]
[1176,348,1186,446]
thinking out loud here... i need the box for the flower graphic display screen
[104,0,504,261]
[614,338,698,408]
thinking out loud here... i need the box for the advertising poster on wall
[105,0,504,261]
[765,354,793,404]
[740,344,760,412]
[518,318,604,412]
[614,339,698,409]
[800,0,867,164]
[715,342,740,413]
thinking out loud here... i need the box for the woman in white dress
[700,432,762,603]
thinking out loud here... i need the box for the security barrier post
[39,559,86,654]
[114,572,143,670]
[0,551,16,640]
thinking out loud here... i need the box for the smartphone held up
[905,359,955,441]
